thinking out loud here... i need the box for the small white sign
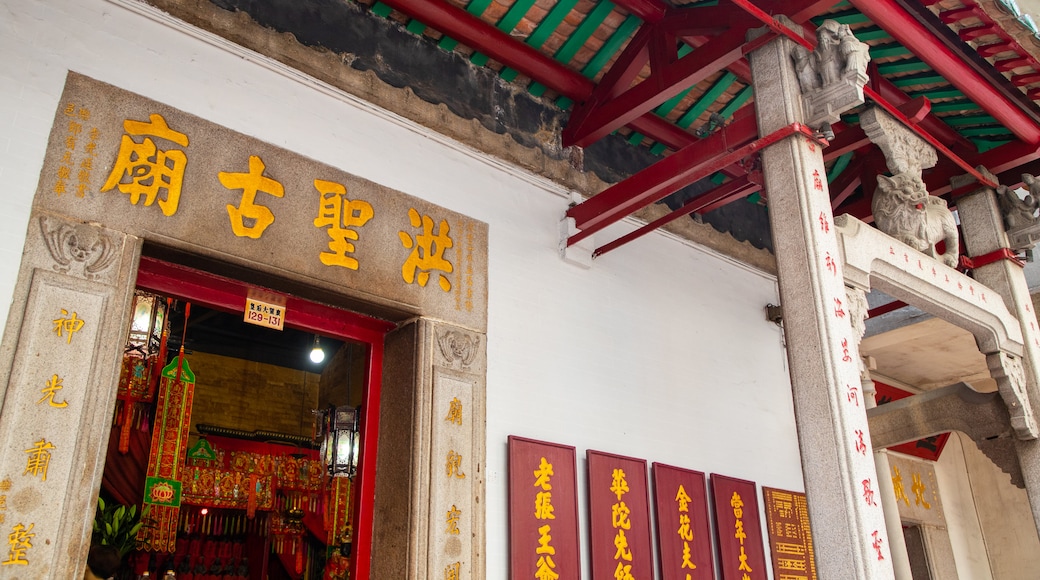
[244,292,285,331]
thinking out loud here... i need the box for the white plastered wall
[0,0,803,576]
[934,433,993,579]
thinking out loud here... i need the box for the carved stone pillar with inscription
[372,319,486,580]
[848,286,915,580]
[748,16,895,579]
[0,211,139,577]
[957,181,1040,534]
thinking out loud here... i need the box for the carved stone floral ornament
[437,329,480,369]
[39,216,118,279]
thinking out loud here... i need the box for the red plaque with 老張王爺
[507,436,581,580]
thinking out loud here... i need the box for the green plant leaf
[97,497,106,512]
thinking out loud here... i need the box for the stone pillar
[851,287,915,579]
[956,185,1040,534]
[748,19,894,578]
[0,211,140,576]
[371,318,486,580]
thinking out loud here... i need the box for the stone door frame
[0,209,488,579]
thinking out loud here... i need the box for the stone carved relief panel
[860,107,958,268]
[790,18,870,129]
[0,211,137,577]
[1000,173,1040,252]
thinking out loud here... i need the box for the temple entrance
[93,254,394,579]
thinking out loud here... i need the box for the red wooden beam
[695,172,764,214]
[924,139,1040,195]
[593,175,762,257]
[829,157,865,210]
[567,113,824,244]
[380,0,707,152]
[849,0,1040,144]
[567,109,758,237]
[379,0,591,96]
[566,25,653,136]
[611,0,668,23]
[563,27,769,148]
[734,0,975,156]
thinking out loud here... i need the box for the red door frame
[135,255,396,580]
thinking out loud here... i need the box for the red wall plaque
[762,487,817,580]
[652,463,715,580]
[588,450,655,580]
[711,474,767,580]
[508,436,581,580]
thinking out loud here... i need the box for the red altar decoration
[182,435,352,579]
[139,355,196,552]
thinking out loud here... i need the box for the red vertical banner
[508,436,581,580]
[652,463,714,580]
[762,487,817,580]
[711,474,767,580]
[588,450,655,580]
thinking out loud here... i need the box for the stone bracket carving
[791,18,870,129]
[987,351,1038,440]
[860,108,937,176]
[867,382,1024,487]
[860,107,958,268]
[999,173,1040,252]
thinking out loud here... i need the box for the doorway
[94,255,394,579]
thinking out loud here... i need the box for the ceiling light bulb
[310,336,325,364]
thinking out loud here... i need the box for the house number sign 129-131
[243,292,285,331]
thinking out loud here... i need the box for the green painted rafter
[437,0,496,51]
[530,0,616,98]
[470,0,541,66]
[500,0,582,82]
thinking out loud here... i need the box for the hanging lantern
[115,291,169,453]
[317,405,360,478]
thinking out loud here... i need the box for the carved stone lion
[872,173,959,268]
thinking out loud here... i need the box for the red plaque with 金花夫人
[653,463,715,580]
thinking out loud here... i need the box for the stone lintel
[835,214,1023,356]
[867,382,1011,448]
